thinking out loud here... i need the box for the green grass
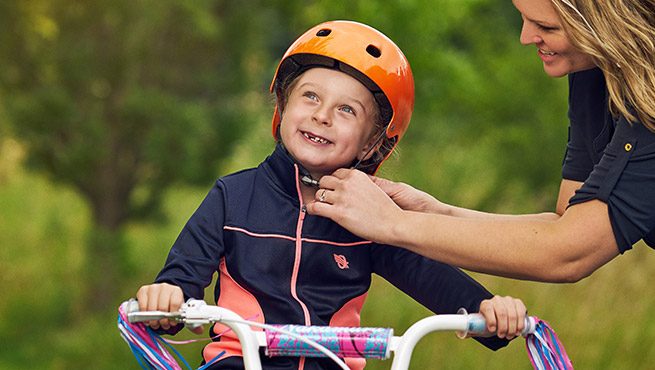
[1,139,654,369]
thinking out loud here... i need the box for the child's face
[279,68,379,179]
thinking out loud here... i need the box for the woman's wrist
[426,197,453,215]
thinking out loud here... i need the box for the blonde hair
[552,0,655,131]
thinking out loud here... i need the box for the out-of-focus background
[1,0,653,369]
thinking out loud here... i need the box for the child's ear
[357,132,384,161]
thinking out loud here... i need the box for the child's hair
[270,20,414,174]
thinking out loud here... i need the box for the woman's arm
[370,176,582,221]
[391,197,618,282]
[307,169,619,283]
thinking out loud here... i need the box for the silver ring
[319,189,327,202]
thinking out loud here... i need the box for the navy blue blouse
[563,68,655,253]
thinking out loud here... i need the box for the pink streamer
[526,318,573,370]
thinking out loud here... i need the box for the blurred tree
[0,0,296,309]
[404,0,569,213]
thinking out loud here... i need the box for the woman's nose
[519,21,542,45]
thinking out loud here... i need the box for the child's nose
[312,105,332,126]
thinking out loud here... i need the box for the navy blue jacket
[156,144,509,370]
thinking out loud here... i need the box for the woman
[306,0,655,283]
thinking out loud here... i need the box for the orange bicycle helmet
[270,20,414,174]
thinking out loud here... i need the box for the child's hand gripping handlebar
[386,308,536,370]
[125,299,268,370]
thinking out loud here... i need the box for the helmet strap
[352,129,387,172]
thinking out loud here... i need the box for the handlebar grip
[455,308,536,338]
[124,298,187,325]
[265,325,394,359]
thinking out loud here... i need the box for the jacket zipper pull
[300,175,319,187]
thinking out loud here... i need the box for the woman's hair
[551,0,655,131]
[277,68,397,168]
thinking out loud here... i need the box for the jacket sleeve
[154,181,226,301]
[371,244,510,351]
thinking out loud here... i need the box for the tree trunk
[82,160,134,312]
[84,225,126,312]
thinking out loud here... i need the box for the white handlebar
[126,299,536,370]
[389,309,536,370]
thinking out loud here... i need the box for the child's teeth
[304,133,329,144]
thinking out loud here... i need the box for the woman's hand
[136,282,204,334]
[307,168,403,243]
[478,295,527,340]
[371,175,448,214]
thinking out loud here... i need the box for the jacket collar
[262,144,306,199]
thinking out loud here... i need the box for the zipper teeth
[291,164,311,326]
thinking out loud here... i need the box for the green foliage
[0,0,293,306]
[1,0,651,369]
[0,0,263,229]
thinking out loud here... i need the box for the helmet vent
[366,45,381,58]
[316,29,332,37]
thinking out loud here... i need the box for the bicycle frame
[125,299,537,370]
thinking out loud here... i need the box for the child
[136,20,527,370]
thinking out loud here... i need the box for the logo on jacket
[333,254,349,270]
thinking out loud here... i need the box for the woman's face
[513,0,596,77]
[279,67,378,179]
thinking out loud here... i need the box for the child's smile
[302,131,331,145]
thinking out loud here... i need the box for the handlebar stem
[182,300,264,370]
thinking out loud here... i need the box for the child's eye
[340,106,355,115]
[303,92,318,101]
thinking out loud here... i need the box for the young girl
[136,20,527,370]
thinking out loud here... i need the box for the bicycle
[118,298,572,370]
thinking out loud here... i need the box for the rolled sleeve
[569,115,655,253]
